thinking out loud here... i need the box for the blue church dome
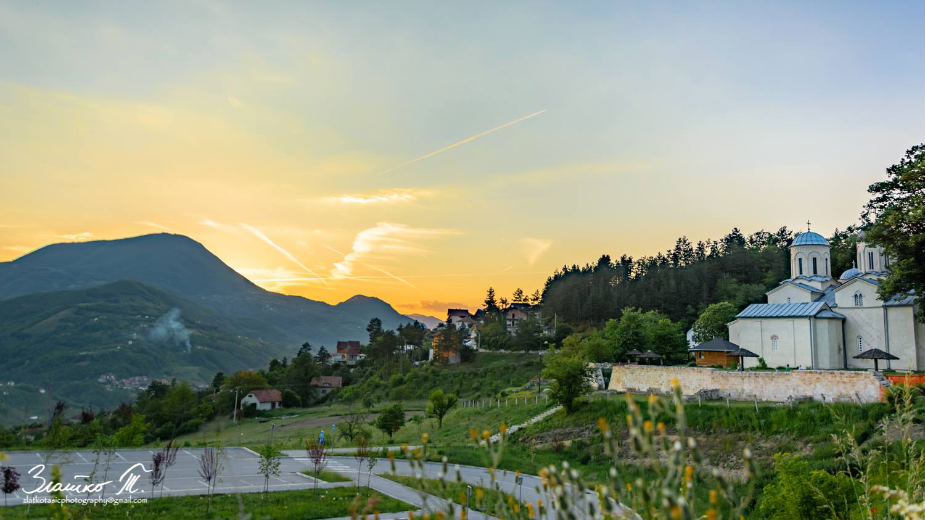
[791,231,829,247]
[839,266,860,280]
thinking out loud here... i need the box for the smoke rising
[149,308,192,353]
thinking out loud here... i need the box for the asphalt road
[0,447,325,506]
[2,448,609,519]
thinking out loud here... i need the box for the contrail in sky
[380,109,547,174]
[240,223,326,282]
[324,244,415,287]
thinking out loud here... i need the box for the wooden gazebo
[728,347,759,371]
[853,348,899,372]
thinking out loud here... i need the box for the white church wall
[730,318,812,369]
[841,306,886,369]
[887,306,919,371]
[790,244,830,278]
[767,284,815,304]
[814,318,844,369]
[857,243,888,273]
[916,317,925,371]
[834,279,881,308]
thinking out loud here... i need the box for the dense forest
[541,226,859,328]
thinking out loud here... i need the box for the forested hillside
[541,226,858,327]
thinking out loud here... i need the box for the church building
[727,229,924,370]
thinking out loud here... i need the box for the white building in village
[728,230,924,370]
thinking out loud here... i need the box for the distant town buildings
[96,373,170,390]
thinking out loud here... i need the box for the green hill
[0,280,283,425]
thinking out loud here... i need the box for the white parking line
[116,452,127,462]
[75,452,89,463]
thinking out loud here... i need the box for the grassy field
[338,352,544,403]
[1,487,412,519]
[170,394,553,450]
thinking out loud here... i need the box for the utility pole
[233,387,240,426]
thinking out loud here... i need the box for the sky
[1,1,923,316]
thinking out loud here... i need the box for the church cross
[806,219,811,231]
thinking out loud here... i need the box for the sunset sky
[1,2,923,316]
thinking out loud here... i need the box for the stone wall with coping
[607,365,883,403]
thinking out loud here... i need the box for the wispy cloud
[325,188,434,205]
[330,222,459,283]
[239,223,326,281]
[520,237,552,265]
[379,109,547,174]
[411,300,471,313]
[57,232,93,242]
[136,221,176,233]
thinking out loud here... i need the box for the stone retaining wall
[607,365,883,403]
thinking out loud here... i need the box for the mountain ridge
[0,233,419,424]
[0,233,413,347]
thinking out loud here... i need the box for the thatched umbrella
[728,347,759,371]
[638,350,662,365]
[853,348,899,372]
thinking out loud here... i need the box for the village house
[240,389,282,411]
[504,302,537,333]
[446,308,476,327]
[310,375,343,397]
[331,340,364,365]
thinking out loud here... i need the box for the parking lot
[1,447,326,506]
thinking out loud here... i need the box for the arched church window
[854,291,863,307]
[812,257,818,275]
[826,257,829,275]
[857,336,863,352]
[771,335,779,351]
[798,258,803,275]
[868,251,874,270]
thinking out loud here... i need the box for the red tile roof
[247,389,282,403]
[336,341,362,355]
